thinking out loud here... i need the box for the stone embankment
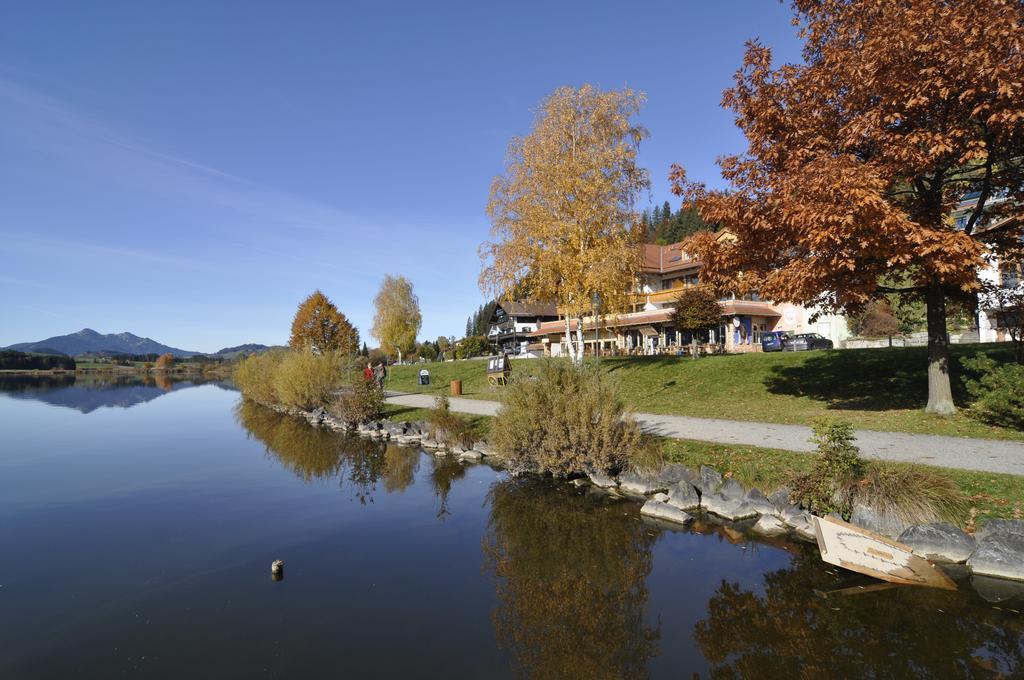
[277,402,1024,597]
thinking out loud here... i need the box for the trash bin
[419,369,430,386]
[450,379,462,396]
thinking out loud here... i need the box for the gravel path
[384,392,1024,476]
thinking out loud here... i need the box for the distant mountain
[214,343,271,357]
[7,328,198,357]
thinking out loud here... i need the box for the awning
[638,325,659,337]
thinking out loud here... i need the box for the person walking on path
[363,362,374,383]
[373,361,387,391]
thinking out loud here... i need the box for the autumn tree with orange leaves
[289,290,359,355]
[673,0,1024,415]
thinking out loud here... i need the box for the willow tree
[672,0,1024,415]
[371,274,422,363]
[480,85,650,364]
[289,289,359,355]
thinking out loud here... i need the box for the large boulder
[849,502,911,540]
[666,482,701,511]
[976,519,1024,541]
[587,470,618,489]
[619,464,691,495]
[640,500,694,526]
[719,478,746,501]
[768,486,792,511]
[968,530,1024,582]
[752,514,789,536]
[698,466,723,495]
[897,523,976,563]
[743,488,777,516]
[778,508,818,542]
[702,493,759,521]
[618,470,666,495]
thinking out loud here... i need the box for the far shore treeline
[0,350,76,371]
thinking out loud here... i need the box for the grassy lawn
[387,343,1024,440]
[379,404,1024,524]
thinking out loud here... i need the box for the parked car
[761,331,789,352]
[782,333,834,351]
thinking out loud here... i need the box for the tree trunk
[691,337,699,360]
[563,317,581,366]
[925,278,956,415]
[575,321,584,366]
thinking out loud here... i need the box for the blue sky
[0,1,801,353]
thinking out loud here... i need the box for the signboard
[813,516,957,590]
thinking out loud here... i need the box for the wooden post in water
[271,559,284,581]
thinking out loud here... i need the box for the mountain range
[6,329,270,358]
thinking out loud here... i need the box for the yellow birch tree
[480,85,650,364]
[371,275,422,363]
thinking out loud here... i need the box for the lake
[1,375,1021,678]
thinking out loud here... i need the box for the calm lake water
[1,375,1022,678]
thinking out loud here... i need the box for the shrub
[856,462,969,527]
[791,418,865,516]
[233,350,285,405]
[490,362,644,477]
[792,417,968,524]
[272,350,344,410]
[962,353,1024,429]
[427,394,478,449]
[332,376,384,425]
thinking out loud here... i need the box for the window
[1002,263,1022,289]
[662,279,672,291]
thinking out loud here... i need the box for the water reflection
[235,400,420,503]
[694,550,1024,678]
[484,478,660,679]
[430,453,467,519]
[0,374,228,413]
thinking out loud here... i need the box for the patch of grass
[389,343,1024,440]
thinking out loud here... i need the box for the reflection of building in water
[235,401,420,502]
[483,478,659,679]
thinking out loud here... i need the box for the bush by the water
[791,417,967,525]
[233,350,285,405]
[332,376,384,424]
[427,394,478,449]
[963,353,1024,430]
[234,349,344,410]
[490,362,645,477]
[791,419,864,516]
[272,350,345,410]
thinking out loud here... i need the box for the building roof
[494,301,559,318]
[641,242,701,274]
[721,300,780,317]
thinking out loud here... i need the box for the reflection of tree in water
[483,478,659,679]
[428,454,466,520]
[235,401,419,502]
[695,549,1024,678]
